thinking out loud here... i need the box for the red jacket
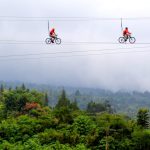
[50,29,55,36]
[123,29,131,35]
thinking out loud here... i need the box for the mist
[0,0,150,92]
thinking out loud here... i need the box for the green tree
[75,90,81,97]
[53,107,73,124]
[73,115,95,136]
[104,100,113,114]
[44,92,49,106]
[0,84,4,93]
[132,129,150,150]
[87,101,106,113]
[3,88,44,114]
[96,113,133,150]
[70,99,79,111]
[55,89,70,109]
[21,83,26,91]
[137,108,149,128]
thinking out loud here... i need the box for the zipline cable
[1,16,150,21]
[121,18,123,33]
[48,20,49,34]
[0,49,150,62]
[1,40,150,45]
[0,46,150,59]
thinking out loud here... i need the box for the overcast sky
[0,0,150,91]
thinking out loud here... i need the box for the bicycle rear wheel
[45,38,51,44]
[55,38,61,44]
[129,37,136,44]
[118,37,125,43]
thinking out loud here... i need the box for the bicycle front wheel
[129,37,136,44]
[118,37,125,43]
[55,38,61,44]
[45,38,51,44]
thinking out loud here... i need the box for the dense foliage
[1,81,150,116]
[0,85,150,150]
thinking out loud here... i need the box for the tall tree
[0,84,4,93]
[137,108,149,129]
[104,100,113,114]
[44,92,49,106]
[70,98,79,110]
[75,90,81,96]
[21,83,26,90]
[87,101,106,113]
[55,89,70,109]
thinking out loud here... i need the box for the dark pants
[50,35,55,43]
[123,34,128,41]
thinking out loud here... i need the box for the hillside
[0,81,150,117]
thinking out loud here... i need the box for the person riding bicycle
[49,28,56,43]
[123,27,131,41]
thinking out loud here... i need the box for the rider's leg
[50,36,55,43]
[125,35,128,41]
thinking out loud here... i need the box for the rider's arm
[54,32,56,36]
[127,31,131,34]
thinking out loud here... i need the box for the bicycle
[45,35,61,44]
[118,35,136,44]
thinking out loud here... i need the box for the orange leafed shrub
[24,102,40,111]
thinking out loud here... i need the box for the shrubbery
[0,86,149,150]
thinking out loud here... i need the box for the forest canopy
[0,84,150,150]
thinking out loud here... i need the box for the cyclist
[123,27,131,41]
[49,28,56,43]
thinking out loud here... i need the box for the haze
[0,0,150,91]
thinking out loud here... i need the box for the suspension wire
[0,48,150,62]
[1,40,150,45]
[48,20,49,34]
[0,46,150,60]
[0,16,150,19]
[1,16,150,21]
[121,18,123,33]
